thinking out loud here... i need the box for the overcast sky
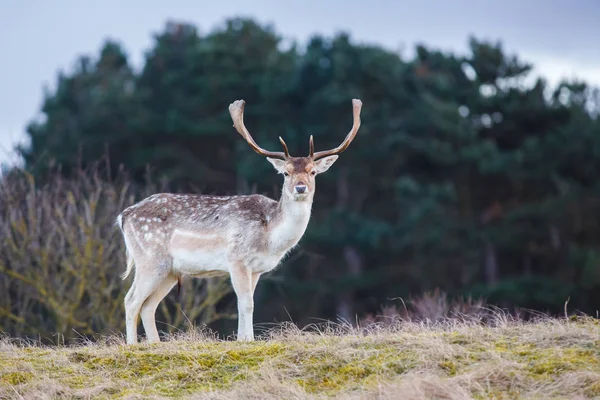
[1,0,599,165]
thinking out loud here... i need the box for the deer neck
[267,191,313,254]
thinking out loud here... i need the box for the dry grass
[1,315,599,399]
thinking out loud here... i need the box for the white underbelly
[170,247,230,277]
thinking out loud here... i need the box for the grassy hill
[1,316,600,399]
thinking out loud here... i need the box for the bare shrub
[360,288,488,327]
[0,164,232,342]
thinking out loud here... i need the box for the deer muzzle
[294,184,307,194]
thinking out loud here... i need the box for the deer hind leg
[140,274,177,344]
[124,280,141,344]
[124,267,173,345]
[229,262,254,341]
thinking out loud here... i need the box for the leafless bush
[0,164,233,342]
[360,288,488,326]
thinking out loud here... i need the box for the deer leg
[124,280,140,344]
[140,274,178,344]
[230,263,254,341]
[251,272,261,293]
[124,270,170,345]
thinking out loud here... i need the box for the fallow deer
[116,98,363,344]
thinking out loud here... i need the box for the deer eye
[311,171,316,176]
[283,172,289,177]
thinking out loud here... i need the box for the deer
[116,98,363,344]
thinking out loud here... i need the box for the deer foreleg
[230,262,254,341]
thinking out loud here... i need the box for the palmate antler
[228,100,290,160]
[229,98,363,160]
[310,99,362,160]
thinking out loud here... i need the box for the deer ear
[314,155,339,174]
[267,157,287,174]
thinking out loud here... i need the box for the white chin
[293,193,310,201]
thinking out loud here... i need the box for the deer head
[228,99,363,201]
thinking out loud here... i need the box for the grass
[1,315,600,399]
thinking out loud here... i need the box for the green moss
[61,342,292,396]
[491,338,600,381]
[1,371,33,385]
[438,359,458,376]
[524,348,599,378]
[60,375,88,389]
[446,332,471,345]
[293,346,420,394]
[584,381,600,397]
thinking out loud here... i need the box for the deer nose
[294,185,307,194]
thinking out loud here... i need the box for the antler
[310,99,363,160]
[229,100,289,159]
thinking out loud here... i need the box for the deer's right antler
[310,99,362,160]
[229,100,289,160]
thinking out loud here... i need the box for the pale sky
[1,0,599,166]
